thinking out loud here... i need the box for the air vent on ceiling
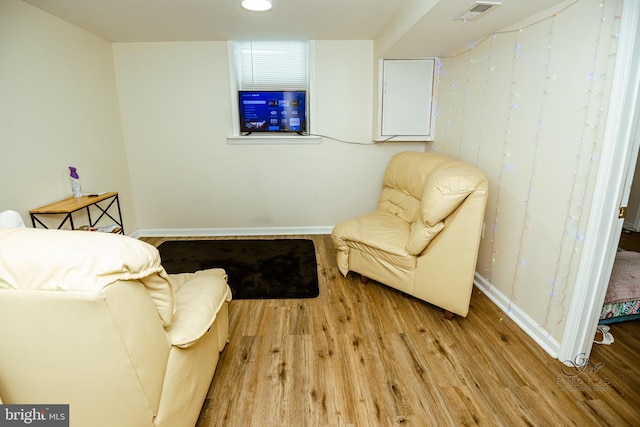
[454,1,502,22]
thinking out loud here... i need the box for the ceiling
[23,0,568,57]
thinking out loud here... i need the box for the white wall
[113,40,423,233]
[434,0,622,343]
[0,0,137,232]
[0,0,421,235]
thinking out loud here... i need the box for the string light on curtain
[541,0,616,330]
[438,0,619,330]
[241,0,272,12]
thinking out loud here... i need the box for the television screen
[238,90,307,133]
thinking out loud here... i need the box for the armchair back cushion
[0,228,175,325]
[407,161,487,255]
[378,152,448,223]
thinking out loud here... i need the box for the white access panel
[380,59,435,139]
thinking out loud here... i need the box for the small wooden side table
[29,192,124,234]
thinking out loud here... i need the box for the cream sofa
[0,228,231,427]
[332,151,488,318]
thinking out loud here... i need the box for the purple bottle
[69,166,82,198]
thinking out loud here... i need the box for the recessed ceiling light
[242,0,273,12]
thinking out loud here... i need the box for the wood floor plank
[140,235,639,426]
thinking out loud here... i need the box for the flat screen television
[238,90,307,134]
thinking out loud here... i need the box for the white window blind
[235,41,308,91]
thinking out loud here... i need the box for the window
[229,41,317,142]
[234,41,308,91]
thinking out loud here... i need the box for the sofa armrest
[165,269,232,348]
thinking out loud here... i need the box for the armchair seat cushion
[332,210,416,275]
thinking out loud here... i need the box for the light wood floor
[142,235,640,427]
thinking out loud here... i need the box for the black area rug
[157,239,319,299]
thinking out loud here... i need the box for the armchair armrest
[165,269,232,348]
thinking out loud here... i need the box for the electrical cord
[301,133,400,145]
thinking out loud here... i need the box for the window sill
[227,135,322,145]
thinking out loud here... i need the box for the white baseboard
[130,226,334,239]
[473,273,561,359]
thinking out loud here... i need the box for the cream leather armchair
[332,151,488,319]
[0,228,231,427]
